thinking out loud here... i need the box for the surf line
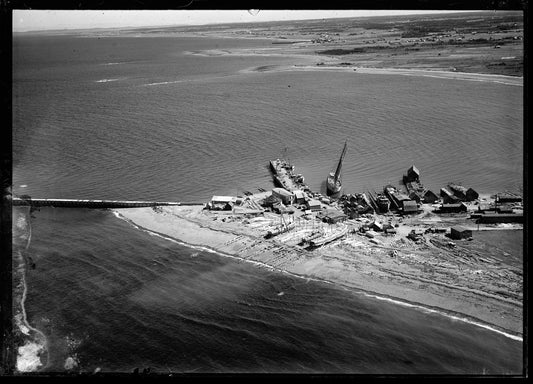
[16,209,50,370]
[111,210,522,343]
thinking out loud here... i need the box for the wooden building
[450,226,472,240]
[404,165,420,183]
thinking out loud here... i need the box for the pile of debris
[338,193,374,218]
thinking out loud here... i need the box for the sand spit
[114,205,522,338]
[240,64,523,86]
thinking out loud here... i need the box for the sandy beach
[114,205,522,339]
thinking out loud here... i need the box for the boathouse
[422,190,439,204]
[440,188,459,204]
[404,165,420,183]
[448,184,467,201]
[466,188,479,202]
[450,226,472,240]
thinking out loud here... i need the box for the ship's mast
[333,141,347,183]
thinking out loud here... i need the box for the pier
[11,198,196,208]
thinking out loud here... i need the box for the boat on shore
[307,225,348,248]
[326,141,347,195]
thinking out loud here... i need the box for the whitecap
[95,78,120,83]
[16,341,44,372]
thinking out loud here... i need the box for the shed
[306,199,322,212]
[450,226,472,240]
[402,200,418,214]
[208,196,236,210]
[272,188,294,205]
[293,190,306,204]
[439,203,468,213]
[422,190,439,204]
[404,165,420,183]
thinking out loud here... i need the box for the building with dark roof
[450,226,472,240]
[439,203,468,213]
[404,165,420,183]
[448,183,467,201]
[477,213,523,223]
[496,193,522,204]
[422,190,439,204]
[466,188,479,202]
[440,188,460,204]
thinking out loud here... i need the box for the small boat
[308,225,348,248]
[327,141,347,195]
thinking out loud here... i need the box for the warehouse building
[293,190,306,205]
[477,213,523,224]
[439,203,468,213]
[272,188,294,205]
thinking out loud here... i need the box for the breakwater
[11,198,196,209]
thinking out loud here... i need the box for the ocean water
[12,33,523,373]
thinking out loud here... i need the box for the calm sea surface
[12,34,523,373]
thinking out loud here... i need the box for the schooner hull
[326,174,342,195]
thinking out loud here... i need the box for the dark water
[12,33,523,373]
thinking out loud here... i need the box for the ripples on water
[13,35,522,201]
[12,34,523,373]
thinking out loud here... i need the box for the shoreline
[113,206,523,340]
[12,207,49,372]
[238,63,523,86]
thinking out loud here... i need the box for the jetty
[12,197,188,208]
